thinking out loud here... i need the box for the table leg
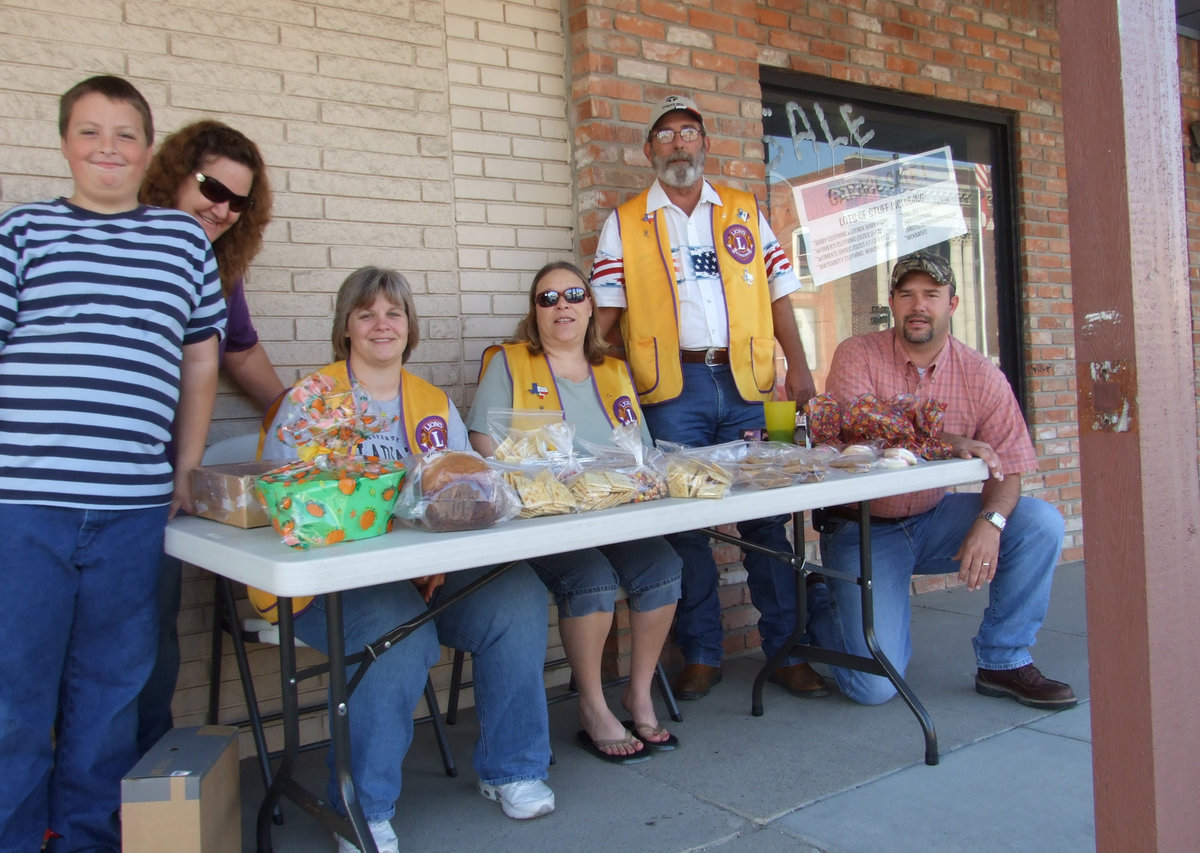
[741,506,940,766]
[855,503,939,766]
[325,591,378,852]
[256,597,300,853]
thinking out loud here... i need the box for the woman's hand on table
[413,574,446,602]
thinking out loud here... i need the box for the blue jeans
[137,553,183,755]
[811,493,1065,705]
[530,537,681,616]
[0,503,168,853]
[642,363,804,666]
[293,562,551,822]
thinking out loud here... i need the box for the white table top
[165,457,988,597]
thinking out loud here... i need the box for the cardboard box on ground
[121,726,240,853]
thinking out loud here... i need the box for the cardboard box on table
[190,460,277,528]
[121,725,240,853]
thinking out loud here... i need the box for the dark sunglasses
[535,286,588,308]
[194,173,253,212]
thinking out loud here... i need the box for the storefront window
[761,70,1023,403]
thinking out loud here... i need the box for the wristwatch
[978,511,1007,532]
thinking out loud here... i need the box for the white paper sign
[793,147,967,287]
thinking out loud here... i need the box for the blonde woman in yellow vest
[258,267,555,847]
[468,261,683,764]
[589,95,831,705]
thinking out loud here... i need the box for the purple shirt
[219,277,259,363]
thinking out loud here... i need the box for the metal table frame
[166,458,985,851]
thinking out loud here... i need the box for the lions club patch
[415,415,449,452]
[722,223,756,265]
[612,395,637,426]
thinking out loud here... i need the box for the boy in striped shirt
[0,75,225,851]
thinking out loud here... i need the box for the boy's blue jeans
[293,562,552,822]
[812,493,1065,705]
[0,503,167,853]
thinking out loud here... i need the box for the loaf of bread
[419,451,503,531]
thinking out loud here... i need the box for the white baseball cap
[648,94,704,135]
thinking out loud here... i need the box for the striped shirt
[825,330,1036,518]
[590,179,800,349]
[0,199,225,509]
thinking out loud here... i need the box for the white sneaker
[335,817,400,853]
[477,778,555,820]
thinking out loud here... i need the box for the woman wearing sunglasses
[135,121,285,754]
[468,261,683,764]
[140,120,283,409]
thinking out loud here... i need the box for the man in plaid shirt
[812,251,1076,710]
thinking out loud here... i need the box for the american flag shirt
[590,180,800,349]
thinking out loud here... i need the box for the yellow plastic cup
[763,400,797,443]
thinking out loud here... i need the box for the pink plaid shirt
[825,330,1037,518]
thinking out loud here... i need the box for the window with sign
[761,70,1023,404]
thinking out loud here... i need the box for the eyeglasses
[651,127,703,145]
[534,287,588,308]
[194,173,253,212]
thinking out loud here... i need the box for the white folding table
[166,457,987,852]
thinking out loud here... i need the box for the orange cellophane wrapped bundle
[256,374,404,549]
[806,393,953,461]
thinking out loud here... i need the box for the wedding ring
[982,561,991,567]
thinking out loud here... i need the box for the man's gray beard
[654,149,706,189]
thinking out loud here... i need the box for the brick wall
[567,0,1080,631]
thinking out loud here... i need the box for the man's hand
[953,521,1000,590]
[952,472,1021,590]
[942,433,1003,480]
[784,359,816,405]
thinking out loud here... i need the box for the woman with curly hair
[136,120,285,753]
[140,119,282,407]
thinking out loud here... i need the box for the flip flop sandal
[622,720,680,752]
[575,729,652,764]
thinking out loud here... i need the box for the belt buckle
[703,347,720,366]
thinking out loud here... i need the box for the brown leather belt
[680,348,729,365]
[821,505,914,526]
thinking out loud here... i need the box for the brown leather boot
[672,663,722,700]
[768,662,830,698]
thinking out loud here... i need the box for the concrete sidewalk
[240,560,1092,852]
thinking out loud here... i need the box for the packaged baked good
[500,464,578,517]
[484,409,577,465]
[393,450,519,532]
[576,423,668,503]
[656,441,735,499]
[828,442,882,473]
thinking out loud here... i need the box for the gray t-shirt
[467,355,652,450]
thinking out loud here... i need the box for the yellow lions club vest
[615,184,776,404]
[248,359,452,623]
[479,343,645,429]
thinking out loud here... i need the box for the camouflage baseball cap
[890,251,955,291]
